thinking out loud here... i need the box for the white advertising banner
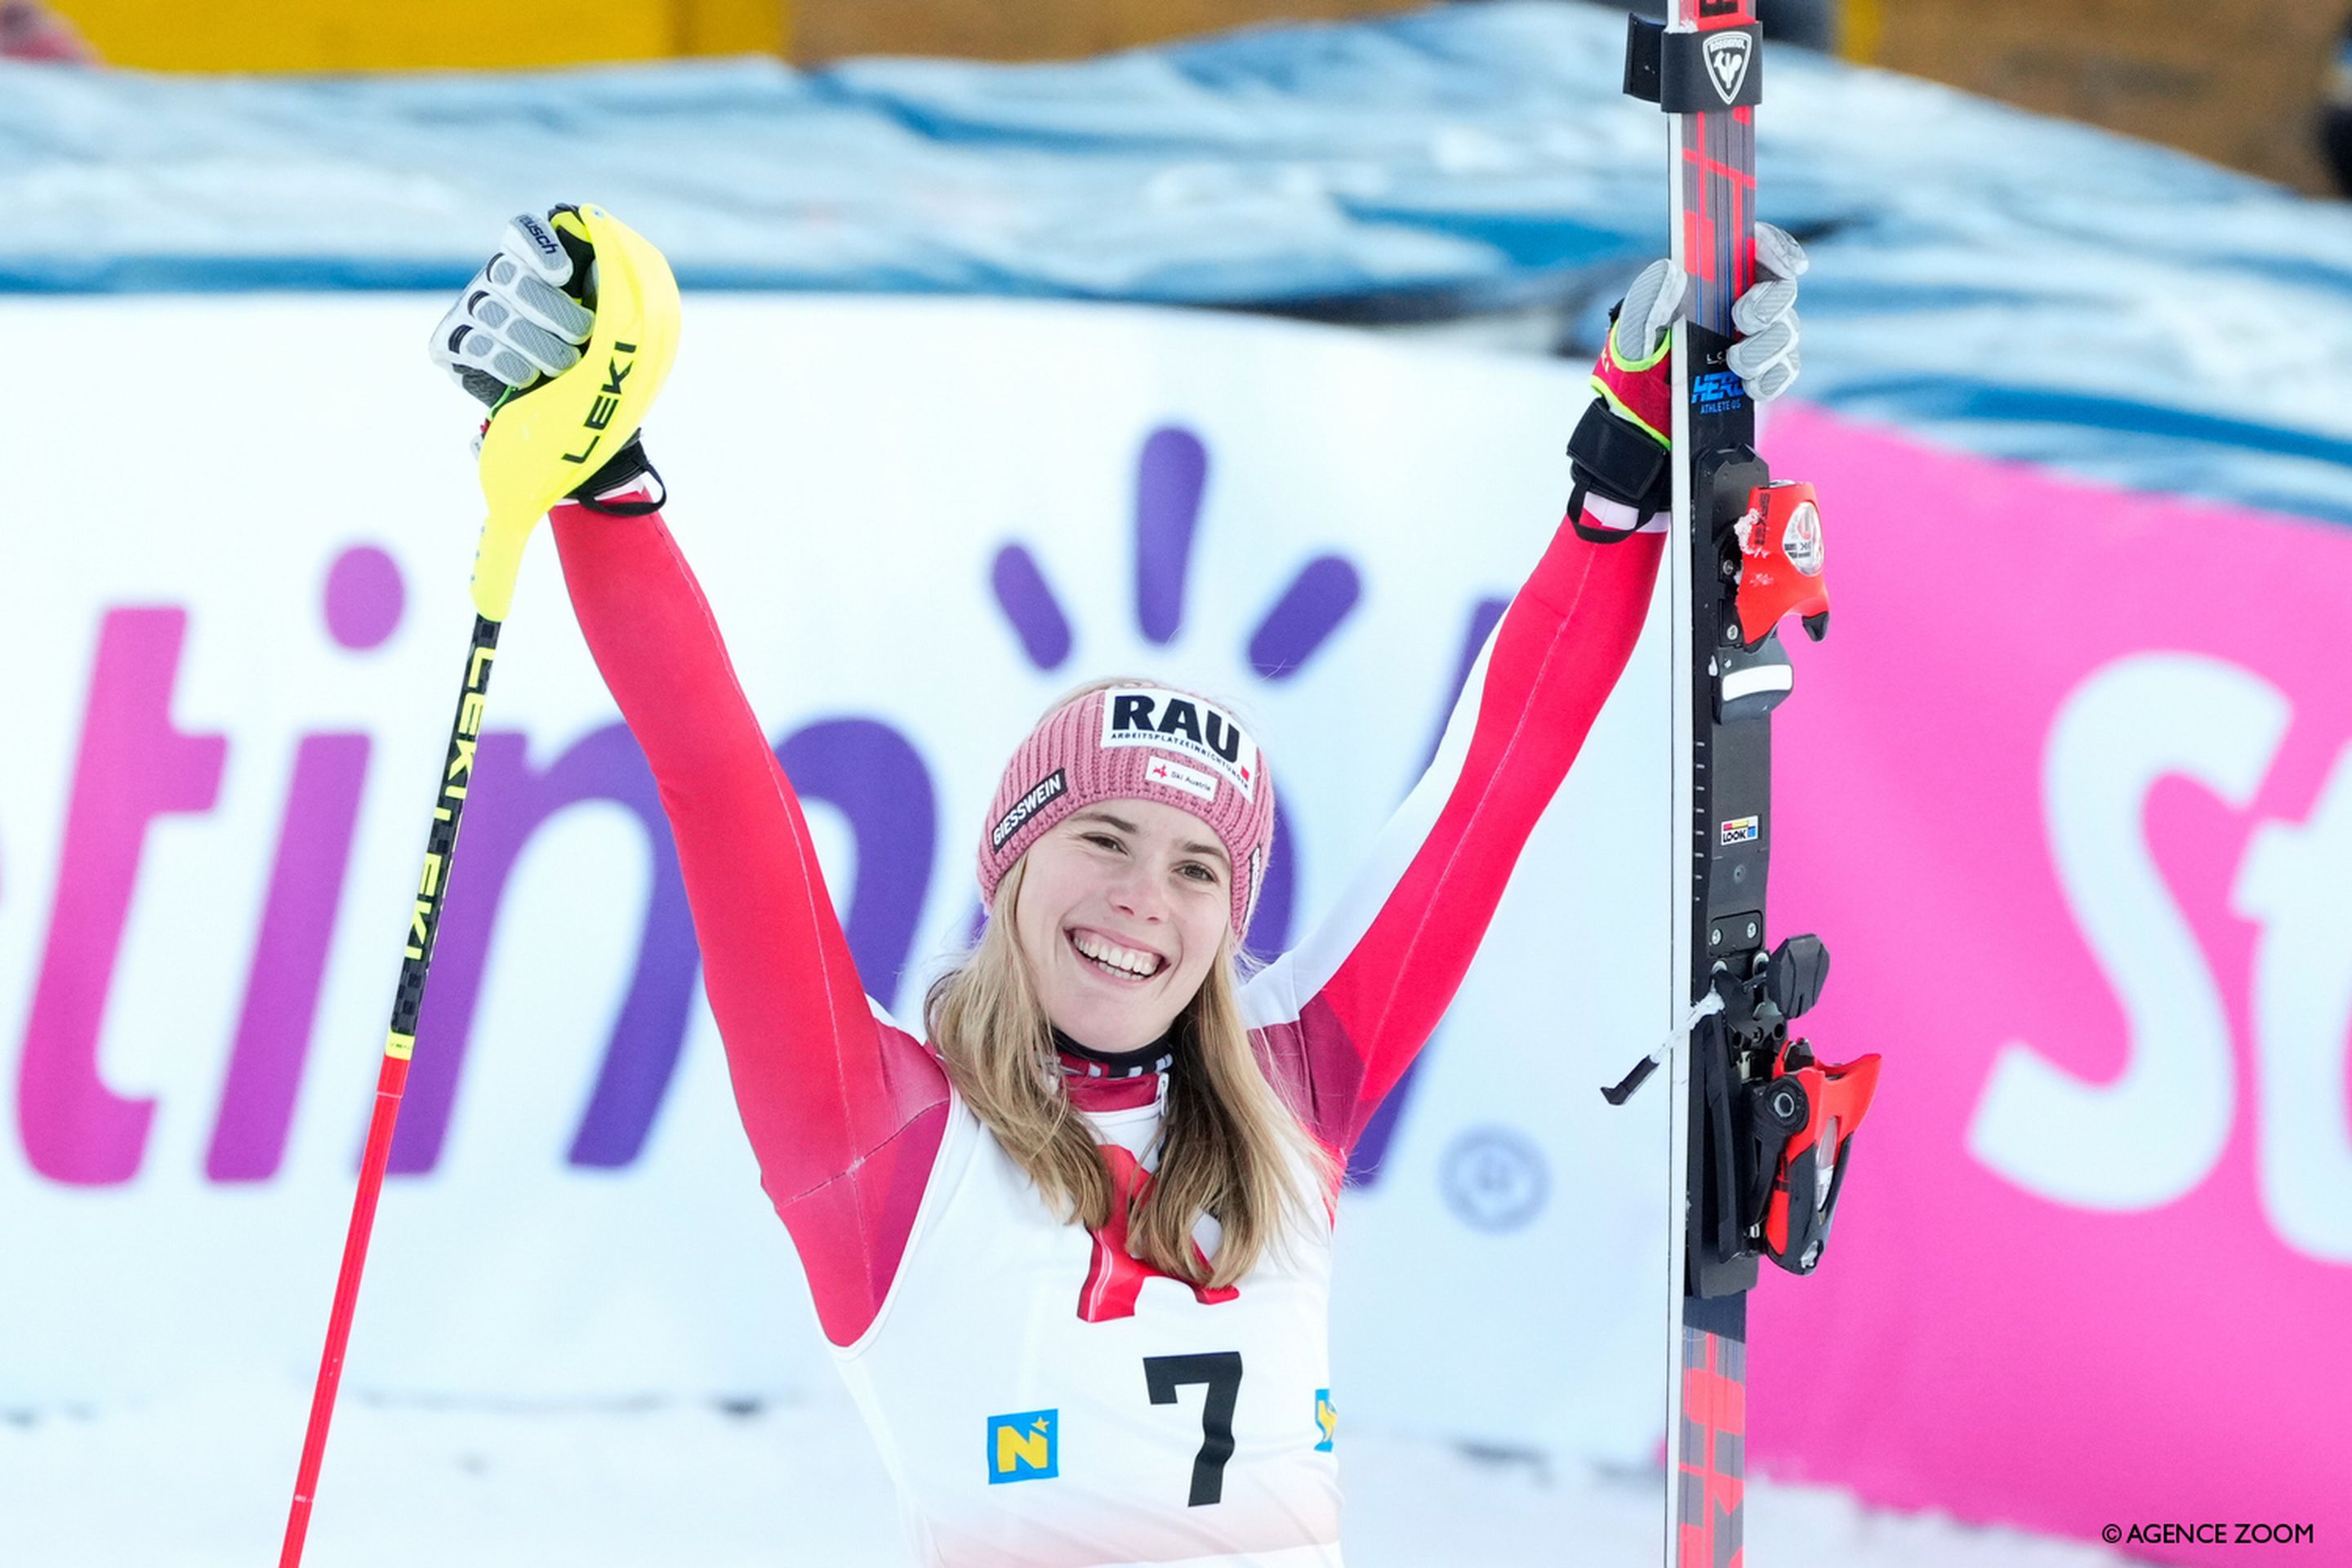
[2,295,1670,1463]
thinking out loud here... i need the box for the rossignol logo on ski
[1100,688,1257,800]
[1704,32,1753,105]
[991,769,1067,850]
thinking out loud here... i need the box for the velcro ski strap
[1566,396,1673,514]
[568,434,667,516]
[1568,483,1647,546]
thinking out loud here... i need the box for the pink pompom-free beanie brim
[978,684,1275,938]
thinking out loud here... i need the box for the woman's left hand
[1564,223,1808,531]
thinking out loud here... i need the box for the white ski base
[2,1379,2126,1566]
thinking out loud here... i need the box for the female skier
[429,206,1804,1568]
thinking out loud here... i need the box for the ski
[1608,7,1882,1567]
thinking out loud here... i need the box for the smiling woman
[929,679,1330,1304]
[423,198,1802,1566]
[1014,800,1232,1053]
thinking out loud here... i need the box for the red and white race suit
[548,496,1660,1567]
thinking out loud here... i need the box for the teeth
[1072,931,1161,978]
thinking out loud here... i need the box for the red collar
[1059,1051,1165,1111]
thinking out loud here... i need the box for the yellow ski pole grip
[470,203,683,621]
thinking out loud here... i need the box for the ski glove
[428,207,664,511]
[1566,222,1806,541]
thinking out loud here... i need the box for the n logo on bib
[986,1410,1059,1484]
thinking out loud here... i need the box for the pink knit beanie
[978,683,1276,938]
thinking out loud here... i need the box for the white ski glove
[429,210,597,407]
[1726,220,1806,403]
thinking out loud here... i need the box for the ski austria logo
[1143,754,1219,804]
[1101,688,1258,801]
[987,1410,1060,1484]
[1704,31,1753,105]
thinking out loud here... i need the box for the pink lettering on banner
[206,546,400,1180]
[1748,405,2352,1565]
[203,733,368,1180]
[19,608,226,1184]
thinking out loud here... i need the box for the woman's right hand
[429,206,663,507]
[428,208,599,408]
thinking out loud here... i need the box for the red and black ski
[1606,7,1881,1566]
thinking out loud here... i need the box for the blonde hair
[926,684,1336,1290]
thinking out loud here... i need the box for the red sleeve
[1245,515,1664,1154]
[549,502,948,1346]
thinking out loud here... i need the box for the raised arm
[1244,234,1806,1156]
[428,207,951,1344]
[1245,516,1662,1153]
[549,500,948,1346]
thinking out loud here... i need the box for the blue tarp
[5,2,2349,522]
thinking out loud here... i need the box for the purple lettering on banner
[991,546,1071,671]
[381,715,944,1175]
[206,733,371,1181]
[1242,796,1297,969]
[1135,426,1207,647]
[388,724,698,1174]
[1347,593,1511,1186]
[19,608,227,1185]
[209,545,402,1181]
[323,544,403,653]
[1247,556,1363,684]
[774,719,937,1014]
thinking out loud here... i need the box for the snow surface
[4,1377,2128,1567]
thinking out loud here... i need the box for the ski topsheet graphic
[1610,7,1883,1566]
